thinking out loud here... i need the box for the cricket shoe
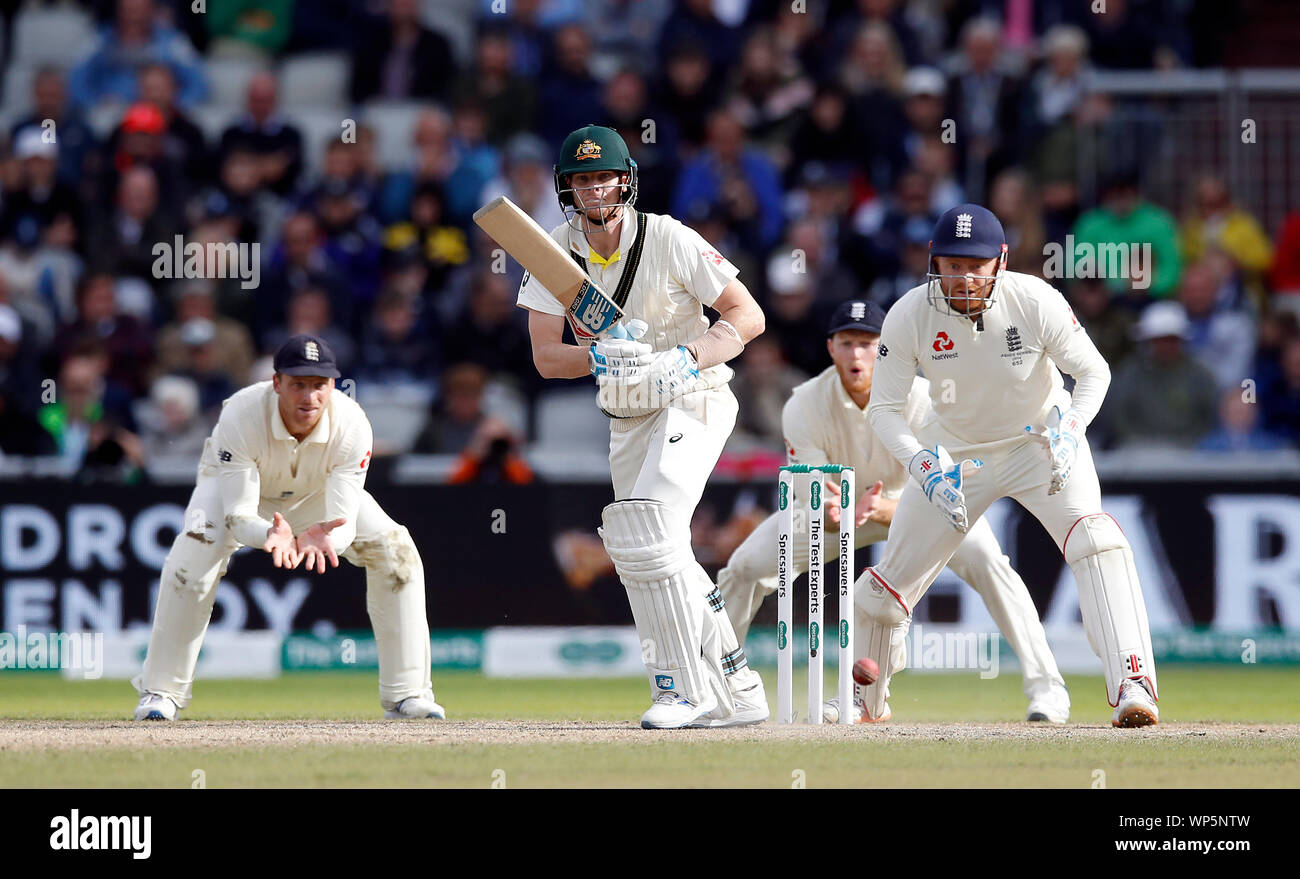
[1112,678,1158,728]
[822,696,891,724]
[1026,689,1070,724]
[692,681,770,728]
[641,690,717,729]
[134,692,178,721]
[384,690,446,719]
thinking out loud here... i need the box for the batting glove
[1025,405,1083,495]
[588,320,652,377]
[908,445,983,533]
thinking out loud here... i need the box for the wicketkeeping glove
[908,445,983,533]
[1025,405,1082,496]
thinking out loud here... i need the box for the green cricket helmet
[553,125,639,215]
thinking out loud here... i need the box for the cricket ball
[852,657,879,686]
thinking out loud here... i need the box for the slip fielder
[132,334,443,721]
[718,299,1071,723]
[519,125,767,728]
[862,203,1158,727]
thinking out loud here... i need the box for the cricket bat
[473,195,639,341]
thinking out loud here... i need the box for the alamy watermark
[1042,238,1152,290]
[151,236,261,289]
[904,623,1000,678]
[0,626,103,679]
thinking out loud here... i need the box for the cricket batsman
[718,299,1071,723]
[132,334,443,721]
[519,125,767,728]
[862,204,1158,727]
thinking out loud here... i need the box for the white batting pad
[1065,513,1158,706]
[600,499,719,706]
[855,568,911,719]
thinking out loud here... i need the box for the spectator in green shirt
[207,0,294,57]
[1073,171,1182,300]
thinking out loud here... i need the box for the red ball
[852,657,879,686]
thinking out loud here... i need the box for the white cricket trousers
[134,474,433,710]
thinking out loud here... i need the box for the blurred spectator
[1072,171,1182,300]
[730,335,809,449]
[99,101,189,220]
[53,273,154,396]
[1080,0,1167,69]
[787,86,862,187]
[350,0,458,104]
[86,166,176,294]
[1269,210,1300,321]
[68,0,208,111]
[653,41,717,148]
[0,386,57,457]
[763,253,830,377]
[989,168,1046,274]
[584,0,672,74]
[444,103,501,225]
[914,135,963,214]
[167,317,239,415]
[207,0,294,57]
[1179,260,1255,392]
[355,291,437,385]
[672,109,784,253]
[723,25,814,150]
[540,24,603,145]
[870,67,955,192]
[1257,337,1300,442]
[1105,302,1218,449]
[218,72,304,197]
[0,129,82,251]
[481,0,551,78]
[154,281,255,388]
[1199,388,1291,452]
[9,69,98,190]
[831,0,925,67]
[1180,174,1272,303]
[1023,25,1090,137]
[454,30,538,145]
[0,303,44,414]
[867,215,930,309]
[851,168,938,282]
[138,374,210,463]
[946,18,1024,198]
[128,63,210,189]
[37,349,143,478]
[776,216,855,306]
[261,286,356,374]
[413,361,489,453]
[260,212,352,337]
[1068,277,1135,369]
[441,270,535,387]
[312,177,384,313]
[657,0,741,80]
[385,181,472,316]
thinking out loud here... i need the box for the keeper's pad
[855,568,911,719]
[600,500,725,706]
[1064,513,1157,706]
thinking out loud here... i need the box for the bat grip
[606,319,649,341]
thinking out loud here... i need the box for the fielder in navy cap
[274,333,341,378]
[826,299,886,336]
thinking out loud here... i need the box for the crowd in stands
[0,0,1295,485]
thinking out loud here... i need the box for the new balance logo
[217,449,232,463]
[955,213,973,238]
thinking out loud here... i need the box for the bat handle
[606,319,649,341]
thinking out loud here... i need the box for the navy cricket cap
[827,300,886,336]
[929,204,1005,259]
[274,334,341,378]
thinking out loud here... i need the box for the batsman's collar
[568,207,637,260]
[269,383,332,443]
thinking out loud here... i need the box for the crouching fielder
[521,125,766,729]
[132,334,442,721]
[863,204,1158,727]
[718,300,1070,723]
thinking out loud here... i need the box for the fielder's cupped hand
[296,517,347,573]
[824,478,884,527]
[263,512,300,569]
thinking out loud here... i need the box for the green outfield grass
[1,667,1297,787]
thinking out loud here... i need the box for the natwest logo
[932,332,955,352]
